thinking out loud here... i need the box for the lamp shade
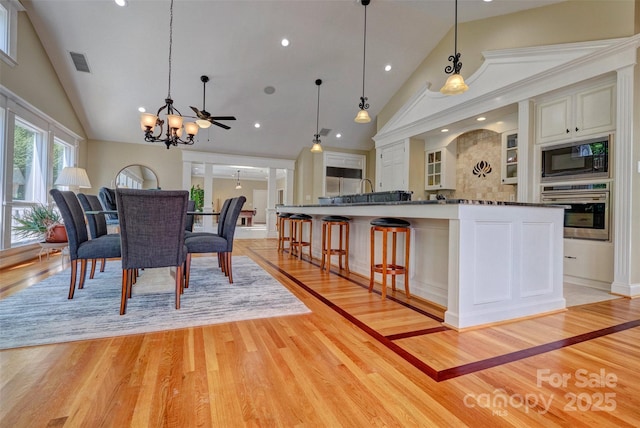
[440,73,469,95]
[167,114,183,130]
[55,167,92,189]
[184,121,200,136]
[354,109,371,123]
[196,119,212,129]
[140,113,158,130]
[311,142,323,153]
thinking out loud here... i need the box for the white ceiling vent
[319,128,331,137]
[69,52,90,73]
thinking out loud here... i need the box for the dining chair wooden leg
[78,259,88,289]
[227,253,234,284]
[120,269,128,315]
[184,254,192,289]
[68,260,78,299]
[100,258,106,272]
[89,259,97,279]
[175,265,183,309]
[127,269,133,299]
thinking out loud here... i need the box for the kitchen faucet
[359,178,374,193]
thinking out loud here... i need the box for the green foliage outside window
[190,185,204,212]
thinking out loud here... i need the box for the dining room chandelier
[235,170,242,189]
[354,0,371,123]
[139,0,199,149]
[310,79,323,153]
[440,0,469,95]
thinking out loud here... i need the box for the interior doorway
[253,189,267,224]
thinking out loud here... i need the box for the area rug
[0,256,311,350]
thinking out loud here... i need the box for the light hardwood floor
[1,239,639,427]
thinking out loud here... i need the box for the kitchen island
[278,198,566,329]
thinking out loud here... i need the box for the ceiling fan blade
[189,106,206,119]
[210,120,231,130]
[209,116,236,121]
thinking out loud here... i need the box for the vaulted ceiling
[23,0,563,160]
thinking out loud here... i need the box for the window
[1,92,81,249]
[0,0,22,65]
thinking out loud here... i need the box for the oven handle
[540,193,608,203]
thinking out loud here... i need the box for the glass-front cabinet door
[501,131,518,185]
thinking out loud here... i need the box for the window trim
[0,0,24,67]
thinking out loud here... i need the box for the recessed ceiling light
[254,123,261,128]
[114,0,127,6]
[336,133,342,139]
[264,86,276,95]
[138,106,146,113]
[384,64,392,72]
[281,38,290,47]
[476,117,486,121]
[441,128,449,133]
[483,0,493,2]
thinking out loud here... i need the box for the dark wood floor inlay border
[250,248,640,382]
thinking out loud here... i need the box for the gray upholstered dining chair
[116,188,189,315]
[185,197,232,240]
[50,189,122,299]
[77,193,120,278]
[98,187,119,225]
[184,196,246,286]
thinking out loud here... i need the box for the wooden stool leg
[391,231,397,292]
[325,222,332,271]
[344,223,350,273]
[405,228,411,298]
[308,220,312,261]
[369,227,375,293]
[321,222,327,270]
[381,229,388,300]
[338,224,343,270]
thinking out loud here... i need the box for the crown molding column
[611,64,639,296]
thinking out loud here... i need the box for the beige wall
[86,140,184,194]
[1,12,87,163]
[378,0,636,130]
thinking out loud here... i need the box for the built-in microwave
[541,136,610,182]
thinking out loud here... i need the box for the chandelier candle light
[140,0,198,149]
[440,0,469,95]
[354,0,371,123]
[311,79,323,153]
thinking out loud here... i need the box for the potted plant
[12,204,67,243]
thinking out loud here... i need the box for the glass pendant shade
[167,114,183,130]
[440,73,469,95]
[184,121,199,136]
[140,113,158,130]
[354,109,371,123]
[311,141,323,153]
[196,119,212,128]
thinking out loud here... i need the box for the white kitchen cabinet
[425,145,456,190]
[536,83,615,144]
[378,141,406,191]
[501,131,518,185]
[563,239,613,289]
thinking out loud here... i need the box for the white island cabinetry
[278,201,565,330]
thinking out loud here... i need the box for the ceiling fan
[189,75,236,130]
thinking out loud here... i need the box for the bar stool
[277,212,292,253]
[289,214,313,261]
[320,216,351,273]
[369,217,411,300]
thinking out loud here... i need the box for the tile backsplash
[451,129,516,202]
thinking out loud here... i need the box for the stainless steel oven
[540,183,610,241]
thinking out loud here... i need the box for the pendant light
[440,0,469,95]
[139,0,199,149]
[354,0,371,123]
[235,170,242,189]
[310,79,323,153]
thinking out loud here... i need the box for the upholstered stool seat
[277,212,293,253]
[369,217,411,300]
[289,214,313,260]
[321,215,351,273]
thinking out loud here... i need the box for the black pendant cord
[315,80,321,139]
[358,2,369,110]
[454,0,457,59]
[167,0,173,100]
[361,3,367,101]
